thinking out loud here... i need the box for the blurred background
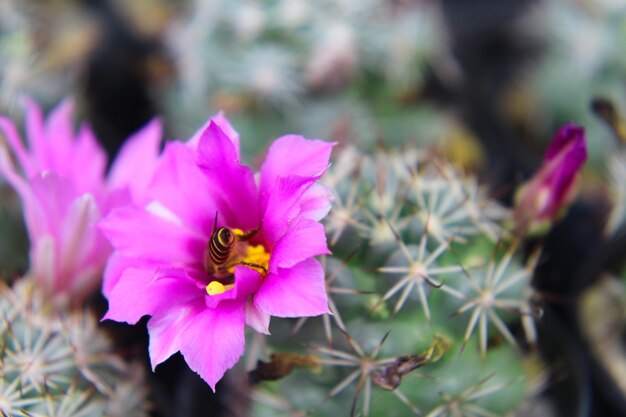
[1,0,626,416]
[3,0,624,161]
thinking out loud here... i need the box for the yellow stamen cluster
[243,244,271,272]
[227,244,270,274]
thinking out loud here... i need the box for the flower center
[205,232,271,296]
[234,243,271,274]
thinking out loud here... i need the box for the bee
[204,212,265,277]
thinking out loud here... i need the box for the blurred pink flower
[100,115,333,390]
[0,99,161,305]
[514,123,587,234]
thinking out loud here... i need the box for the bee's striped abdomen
[208,228,236,268]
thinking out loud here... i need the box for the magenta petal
[23,97,47,167]
[0,116,33,175]
[57,193,104,295]
[148,306,195,369]
[179,301,246,391]
[538,124,587,208]
[71,126,107,195]
[548,127,586,179]
[187,112,241,157]
[58,194,101,264]
[108,118,162,204]
[149,142,218,235]
[104,267,200,324]
[12,173,87,297]
[102,254,163,299]
[255,258,329,318]
[28,185,105,300]
[245,300,271,334]
[544,166,575,213]
[100,206,205,266]
[259,135,333,196]
[212,112,241,156]
[103,253,132,298]
[100,187,133,218]
[299,183,334,221]
[262,175,319,245]
[26,171,108,301]
[196,121,259,229]
[49,100,73,144]
[545,123,586,162]
[0,152,47,243]
[231,265,263,298]
[42,100,75,174]
[28,172,76,242]
[19,98,107,195]
[269,217,330,273]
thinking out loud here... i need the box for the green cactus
[0,279,149,417]
[246,145,538,416]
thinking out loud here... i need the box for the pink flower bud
[514,123,587,235]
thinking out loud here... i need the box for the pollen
[226,244,271,275]
[206,281,234,296]
[245,244,270,271]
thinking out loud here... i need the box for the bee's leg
[239,261,268,274]
[238,221,263,241]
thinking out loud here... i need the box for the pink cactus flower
[0,99,161,305]
[514,123,587,234]
[100,115,333,390]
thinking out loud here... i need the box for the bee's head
[217,227,236,246]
